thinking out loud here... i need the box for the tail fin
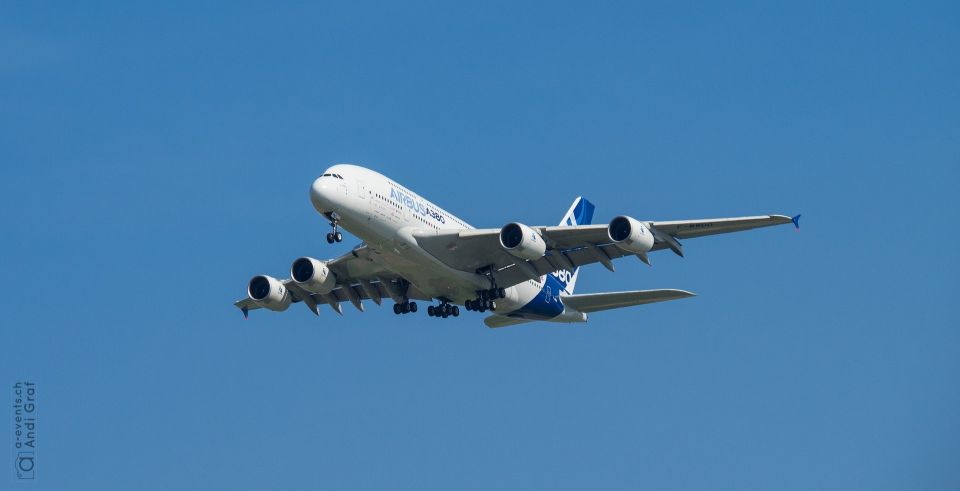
[552,197,595,294]
[559,196,595,227]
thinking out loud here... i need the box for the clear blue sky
[2,1,958,489]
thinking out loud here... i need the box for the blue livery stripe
[572,198,595,226]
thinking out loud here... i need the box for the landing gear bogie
[468,287,504,313]
[427,300,461,319]
[393,301,417,315]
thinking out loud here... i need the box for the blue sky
[2,1,958,489]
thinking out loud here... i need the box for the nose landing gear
[325,212,343,244]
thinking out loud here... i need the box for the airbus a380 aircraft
[236,164,799,328]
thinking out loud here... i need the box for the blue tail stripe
[574,199,595,225]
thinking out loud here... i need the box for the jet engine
[247,275,292,311]
[290,257,337,294]
[499,222,546,261]
[608,215,654,254]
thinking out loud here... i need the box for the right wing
[415,214,796,289]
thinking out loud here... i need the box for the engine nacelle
[247,275,292,311]
[290,257,337,294]
[499,222,546,261]
[608,215,654,254]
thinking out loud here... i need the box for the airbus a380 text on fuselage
[236,164,799,328]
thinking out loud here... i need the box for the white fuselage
[309,164,583,321]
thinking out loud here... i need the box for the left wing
[234,244,431,317]
[414,214,797,289]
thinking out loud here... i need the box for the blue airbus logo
[390,187,445,224]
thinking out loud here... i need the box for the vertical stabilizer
[553,197,594,294]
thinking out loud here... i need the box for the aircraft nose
[310,176,335,212]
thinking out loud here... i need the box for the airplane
[235,164,800,328]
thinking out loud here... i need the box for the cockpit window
[320,173,344,179]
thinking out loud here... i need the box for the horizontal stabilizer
[484,315,537,329]
[562,289,695,314]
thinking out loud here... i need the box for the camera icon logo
[16,451,35,480]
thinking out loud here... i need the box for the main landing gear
[393,301,417,315]
[464,288,505,313]
[325,212,343,244]
[427,301,460,319]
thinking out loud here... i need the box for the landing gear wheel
[497,288,506,299]
[409,302,417,313]
[326,233,335,244]
[489,300,497,311]
[452,306,460,317]
[334,231,343,242]
[427,306,435,316]
[393,304,401,315]
[401,303,411,314]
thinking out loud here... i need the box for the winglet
[241,306,249,319]
[791,214,802,230]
